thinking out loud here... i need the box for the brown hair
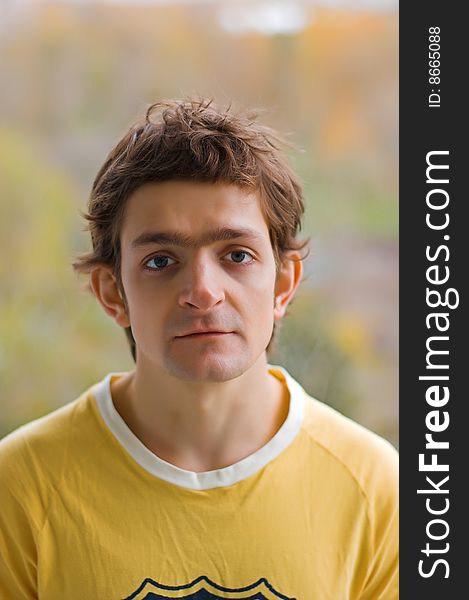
[73,98,308,361]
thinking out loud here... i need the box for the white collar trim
[92,365,305,491]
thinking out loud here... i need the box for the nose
[177,257,225,311]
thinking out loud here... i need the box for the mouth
[175,331,233,339]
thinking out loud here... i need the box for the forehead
[120,181,271,247]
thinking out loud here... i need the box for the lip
[175,330,233,339]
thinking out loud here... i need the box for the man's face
[118,181,285,382]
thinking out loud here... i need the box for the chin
[164,352,252,383]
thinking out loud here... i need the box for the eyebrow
[130,227,265,250]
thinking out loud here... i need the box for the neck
[111,356,289,472]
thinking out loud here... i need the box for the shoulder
[0,382,105,499]
[271,364,398,511]
[301,393,398,468]
[272,365,398,489]
[1,385,97,454]
[298,390,398,509]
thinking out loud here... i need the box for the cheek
[240,267,276,321]
[121,269,168,325]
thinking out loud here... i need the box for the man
[0,99,398,599]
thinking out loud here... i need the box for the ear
[89,266,131,328]
[273,254,303,321]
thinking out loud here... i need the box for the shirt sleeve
[358,443,399,600]
[0,435,39,600]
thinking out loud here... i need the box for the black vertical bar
[400,3,466,597]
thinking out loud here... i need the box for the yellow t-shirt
[0,366,398,599]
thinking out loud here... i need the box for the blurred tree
[0,129,133,437]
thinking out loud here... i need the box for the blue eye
[226,250,254,264]
[145,255,176,270]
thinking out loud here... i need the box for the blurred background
[0,0,398,447]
